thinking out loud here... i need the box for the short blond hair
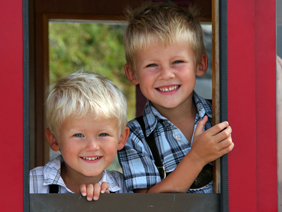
[124,2,205,70]
[46,71,127,136]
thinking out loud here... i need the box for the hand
[80,182,110,201]
[190,116,234,167]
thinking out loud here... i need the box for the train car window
[26,0,229,211]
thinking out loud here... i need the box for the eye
[173,60,184,64]
[99,133,109,137]
[74,133,84,138]
[146,63,157,68]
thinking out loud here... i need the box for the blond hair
[124,2,205,70]
[46,71,127,136]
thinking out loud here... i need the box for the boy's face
[125,41,207,112]
[46,115,129,179]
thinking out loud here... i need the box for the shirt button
[175,134,182,140]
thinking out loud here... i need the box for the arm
[135,116,234,193]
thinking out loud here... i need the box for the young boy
[118,2,234,193]
[30,71,130,200]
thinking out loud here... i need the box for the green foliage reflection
[49,22,136,122]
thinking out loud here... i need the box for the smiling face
[46,115,129,181]
[125,41,207,114]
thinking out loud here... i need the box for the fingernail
[87,197,92,201]
[101,190,104,194]
[81,192,86,196]
[93,197,98,201]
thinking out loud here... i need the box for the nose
[159,66,175,80]
[85,138,99,151]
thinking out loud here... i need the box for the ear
[45,128,60,151]
[124,64,139,85]
[196,53,208,77]
[117,126,130,150]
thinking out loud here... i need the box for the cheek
[60,142,81,156]
[102,142,118,158]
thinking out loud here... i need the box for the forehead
[59,115,119,132]
[134,41,192,61]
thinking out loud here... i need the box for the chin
[81,171,103,177]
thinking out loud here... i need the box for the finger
[207,121,230,136]
[193,116,208,137]
[217,137,234,156]
[217,135,233,150]
[86,184,94,201]
[213,126,232,142]
[80,184,87,197]
[100,182,109,194]
[93,183,101,201]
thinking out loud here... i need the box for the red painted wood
[0,1,23,211]
[228,0,277,211]
[228,1,257,211]
[255,0,277,211]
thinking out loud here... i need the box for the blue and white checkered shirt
[30,155,129,193]
[118,92,213,193]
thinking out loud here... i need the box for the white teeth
[159,86,178,92]
[82,156,99,160]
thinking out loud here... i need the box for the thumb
[194,116,208,137]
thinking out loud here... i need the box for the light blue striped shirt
[30,155,128,193]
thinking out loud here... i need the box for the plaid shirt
[118,92,213,193]
[30,155,129,193]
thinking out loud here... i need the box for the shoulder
[106,170,125,182]
[29,156,63,194]
[29,166,45,193]
[194,92,212,107]
[104,170,129,193]
[30,166,44,177]
[126,118,145,144]
[193,92,212,117]
[127,118,142,132]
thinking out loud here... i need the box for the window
[27,0,227,211]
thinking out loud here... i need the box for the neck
[152,97,196,124]
[61,163,103,193]
[152,98,197,142]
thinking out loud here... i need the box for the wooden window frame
[26,0,228,211]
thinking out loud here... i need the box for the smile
[81,156,101,161]
[158,85,179,92]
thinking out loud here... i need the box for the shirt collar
[42,155,122,193]
[43,155,66,188]
[142,91,212,137]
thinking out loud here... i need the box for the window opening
[27,1,225,211]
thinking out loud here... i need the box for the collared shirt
[118,92,213,193]
[30,155,128,193]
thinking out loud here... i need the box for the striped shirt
[118,92,213,193]
[30,155,129,193]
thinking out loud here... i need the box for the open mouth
[157,85,179,92]
[81,156,101,161]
